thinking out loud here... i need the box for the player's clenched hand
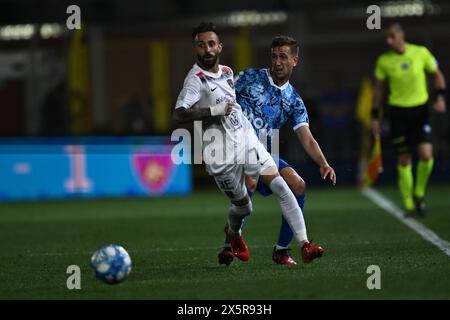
[224,103,233,116]
[433,96,446,113]
[210,102,233,116]
[320,164,336,186]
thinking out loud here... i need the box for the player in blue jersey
[218,35,336,266]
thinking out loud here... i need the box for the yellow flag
[356,77,383,188]
[362,135,384,188]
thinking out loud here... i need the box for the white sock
[227,202,252,236]
[269,176,308,244]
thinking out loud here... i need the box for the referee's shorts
[389,102,432,155]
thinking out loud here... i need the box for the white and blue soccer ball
[90,244,132,284]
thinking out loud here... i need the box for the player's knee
[398,154,412,166]
[231,200,253,218]
[420,154,433,161]
[290,178,306,196]
[269,176,291,199]
[418,150,433,161]
[233,193,250,206]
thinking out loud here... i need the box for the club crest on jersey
[227,79,234,89]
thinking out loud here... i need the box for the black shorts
[389,103,432,155]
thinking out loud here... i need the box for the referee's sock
[414,158,434,198]
[398,164,414,210]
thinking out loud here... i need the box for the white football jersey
[176,63,257,174]
[176,63,251,127]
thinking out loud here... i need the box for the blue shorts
[255,157,292,197]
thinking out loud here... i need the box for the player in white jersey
[173,22,324,264]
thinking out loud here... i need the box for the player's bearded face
[194,32,222,70]
[198,51,218,69]
[270,46,298,83]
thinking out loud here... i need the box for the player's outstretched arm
[172,102,233,124]
[296,126,336,186]
[172,107,212,124]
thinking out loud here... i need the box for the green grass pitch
[0,185,449,299]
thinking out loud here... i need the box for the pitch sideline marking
[362,187,450,257]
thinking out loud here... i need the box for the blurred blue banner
[0,136,192,201]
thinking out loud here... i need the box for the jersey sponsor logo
[228,111,240,127]
[243,108,267,130]
[211,86,218,92]
[216,95,234,105]
[216,96,225,104]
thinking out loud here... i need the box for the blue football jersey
[235,68,309,150]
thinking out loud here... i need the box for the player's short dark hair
[271,35,299,56]
[386,22,404,33]
[192,22,219,40]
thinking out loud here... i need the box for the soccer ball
[90,244,132,284]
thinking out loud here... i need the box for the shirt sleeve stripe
[293,122,309,131]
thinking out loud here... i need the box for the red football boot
[230,235,250,261]
[301,241,324,263]
[218,247,234,266]
[226,227,250,261]
[272,247,297,266]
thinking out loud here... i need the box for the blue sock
[297,194,305,211]
[276,194,306,249]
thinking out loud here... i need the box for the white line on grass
[362,187,450,257]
